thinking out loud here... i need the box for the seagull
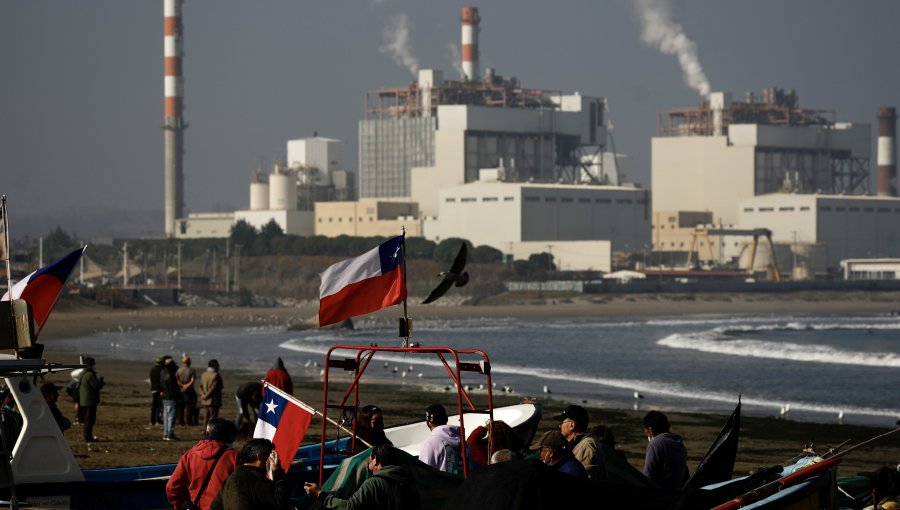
[837,411,844,423]
[634,391,644,399]
[417,373,423,378]
[304,360,311,367]
[543,385,551,394]
[780,404,791,418]
[384,362,389,369]
[422,243,469,304]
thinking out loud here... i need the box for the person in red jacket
[166,418,239,510]
[262,357,293,396]
[465,419,526,467]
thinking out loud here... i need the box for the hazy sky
[2,1,899,238]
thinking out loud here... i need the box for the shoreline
[32,295,900,478]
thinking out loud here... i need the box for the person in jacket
[149,356,165,426]
[78,356,104,444]
[304,444,421,510]
[531,430,588,479]
[262,357,292,396]
[419,404,463,475]
[210,438,290,510]
[177,354,199,426]
[642,410,689,491]
[199,359,224,429]
[160,356,181,441]
[40,383,71,432]
[465,419,526,467]
[353,404,392,454]
[166,418,239,510]
[234,381,263,433]
[555,404,606,480]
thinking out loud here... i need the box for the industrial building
[315,199,421,238]
[424,179,648,271]
[176,136,353,238]
[738,193,900,273]
[351,6,645,270]
[652,89,871,226]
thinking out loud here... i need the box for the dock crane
[687,227,782,281]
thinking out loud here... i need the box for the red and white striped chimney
[461,7,480,81]
[164,0,185,237]
[877,107,897,197]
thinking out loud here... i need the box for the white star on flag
[265,399,279,414]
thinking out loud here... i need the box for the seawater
[52,312,900,427]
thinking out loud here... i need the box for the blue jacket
[643,432,689,490]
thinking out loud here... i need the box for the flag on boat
[0,197,8,261]
[254,382,315,472]
[318,235,406,327]
[2,247,85,332]
[682,400,741,492]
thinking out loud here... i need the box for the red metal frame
[317,344,494,483]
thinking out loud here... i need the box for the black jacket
[210,464,290,510]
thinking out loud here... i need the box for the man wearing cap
[642,410,689,491]
[40,383,71,432]
[554,404,606,481]
[531,430,587,478]
[419,404,464,475]
[177,354,198,427]
[78,356,104,444]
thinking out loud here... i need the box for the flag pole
[399,226,411,348]
[262,383,372,448]
[1,197,17,355]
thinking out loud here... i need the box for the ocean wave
[658,332,900,367]
[277,340,898,420]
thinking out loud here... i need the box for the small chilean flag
[318,235,406,327]
[2,247,84,332]
[254,383,315,472]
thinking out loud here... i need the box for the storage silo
[269,164,296,210]
[249,169,269,211]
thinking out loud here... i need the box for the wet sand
[35,295,900,479]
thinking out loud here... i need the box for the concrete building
[233,209,314,236]
[841,259,900,280]
[315,199,421,237]
[424,180,648,271]
[738,193,900,272]
[653,88,870,226]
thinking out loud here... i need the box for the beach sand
[34,294,900,480]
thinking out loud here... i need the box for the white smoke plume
[632,0,711,97]
[446,43,464,78]
[380,14,419,78]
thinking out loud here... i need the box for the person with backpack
[418,404,464,475]
[166,418,239,510]
[304,444,421,510]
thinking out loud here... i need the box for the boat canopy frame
[317,344,495,483]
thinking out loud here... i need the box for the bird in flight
[422,243,469,304]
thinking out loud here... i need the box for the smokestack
[460,7,480,81]
[164,0,186,237]
[877,107,897,197]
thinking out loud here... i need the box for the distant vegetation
[12,224,561,301]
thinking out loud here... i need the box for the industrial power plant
[169,5,899,281]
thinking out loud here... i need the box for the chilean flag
[2,247,84,333]
[254,383,315,472]
[318,235,406,327]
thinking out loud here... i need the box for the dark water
[52,312,900,427]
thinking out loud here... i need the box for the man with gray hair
[166,418,239,510]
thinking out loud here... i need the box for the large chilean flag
[254,383,315,472]
[2,247,84,332]
[318,235,406,327]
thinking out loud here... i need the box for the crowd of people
[0,351,691,509]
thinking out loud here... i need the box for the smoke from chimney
[380,14,419,78]
[632,0,711,97]
[447,43,464,78]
